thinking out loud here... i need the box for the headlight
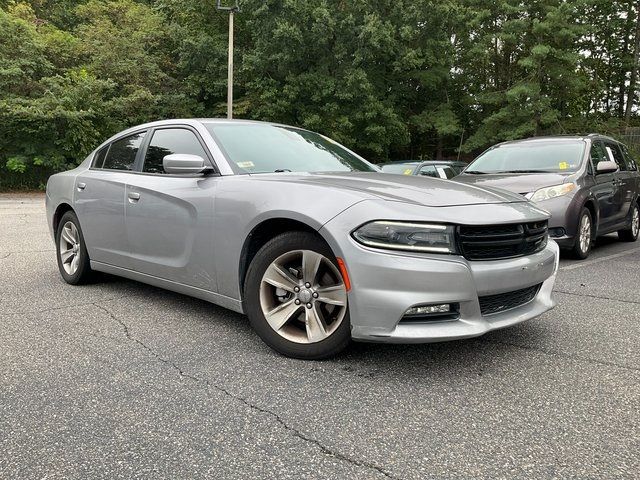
[528,183,576,202]
[352,221,457,253]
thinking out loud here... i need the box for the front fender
[212,176,369,301]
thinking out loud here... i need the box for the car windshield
[205,123,377,174]
[466,141,586,174]
[380,163,417,174]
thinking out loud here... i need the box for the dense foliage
[1,0,639,188]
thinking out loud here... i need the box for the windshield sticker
[237,161,255,169]
[558,161,569,170]
[403,169,413,175]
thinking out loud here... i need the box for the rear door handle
[128,192,140,203]
[77,182,86,191]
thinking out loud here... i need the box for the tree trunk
[625,1,640,121]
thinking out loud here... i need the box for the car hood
[250,172,528,207]
[455,172,572,195]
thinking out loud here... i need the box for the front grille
[479,284,542,316]
[458,221,548,261]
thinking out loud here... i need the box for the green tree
[458,0,587,151]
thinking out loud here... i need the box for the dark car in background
[455,135,640,259]
[380,160,467,179]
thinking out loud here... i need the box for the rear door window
[620,144,638,171]
[102,132,146,171]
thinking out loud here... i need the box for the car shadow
[593,233,621,248]
[88,272,545,378]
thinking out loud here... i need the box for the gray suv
[455,135,640,259]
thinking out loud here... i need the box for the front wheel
[570,208,593,259]
[618,203,640,242]
[244,231,351,360]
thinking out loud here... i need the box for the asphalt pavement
[1,193,638,479]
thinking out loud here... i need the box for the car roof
[494,134,619,147]
[382,160,465,166]
[114,118,295,136]
[418,160,467,165]
[380,161,420,166]
[95,118,318,153]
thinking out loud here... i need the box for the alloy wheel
[259,250,347,344]
[632,206,639,238]
[579,214,591,254]
[59,221,81,275]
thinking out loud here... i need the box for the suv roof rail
[587,133,619,141]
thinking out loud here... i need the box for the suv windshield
[205,123,377,174]
[466,140,586,174]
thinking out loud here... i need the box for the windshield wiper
[463,170,488,174]
[274,169,292,173]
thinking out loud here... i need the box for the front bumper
[534,195,580,249]
[347,241,557,343]
[321,201,558,343]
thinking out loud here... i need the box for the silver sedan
[46,119,559,359]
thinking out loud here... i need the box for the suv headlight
[352,221,457,253]
[528,183,576,202]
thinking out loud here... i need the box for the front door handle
[128,192,140,203]
[77,182,86,191]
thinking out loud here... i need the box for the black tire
[55,210,93,285]
[570,208,593,260]
[244,231,351,360]
[618,203,640,242]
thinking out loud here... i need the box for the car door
[124,126,219,291]
[74,130,147,268]
[604,141,630,225]
[620,142,640,205]
[590,140,620,230]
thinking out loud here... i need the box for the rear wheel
[618,203,640,242]
[570,208,593,259]
[244,231,351,360]
[56,210,93,284]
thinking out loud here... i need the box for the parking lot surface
[1,193,639,479]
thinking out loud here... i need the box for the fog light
[548,227,565,238]
[405,304,451,316]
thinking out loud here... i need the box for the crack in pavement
[481,338,640,373]
[0,249,55,254]
[554,289,640,306]
[4,295,140,315]
[93,302,401,480]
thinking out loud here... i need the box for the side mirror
[596,160,618,174]
[163,154,207,174]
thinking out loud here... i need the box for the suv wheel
[571,208,593,259]
[244,231,351,360]
[618,203,640,242]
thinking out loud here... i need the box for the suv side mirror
[596,160,618,174]
[163,154,208,174]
